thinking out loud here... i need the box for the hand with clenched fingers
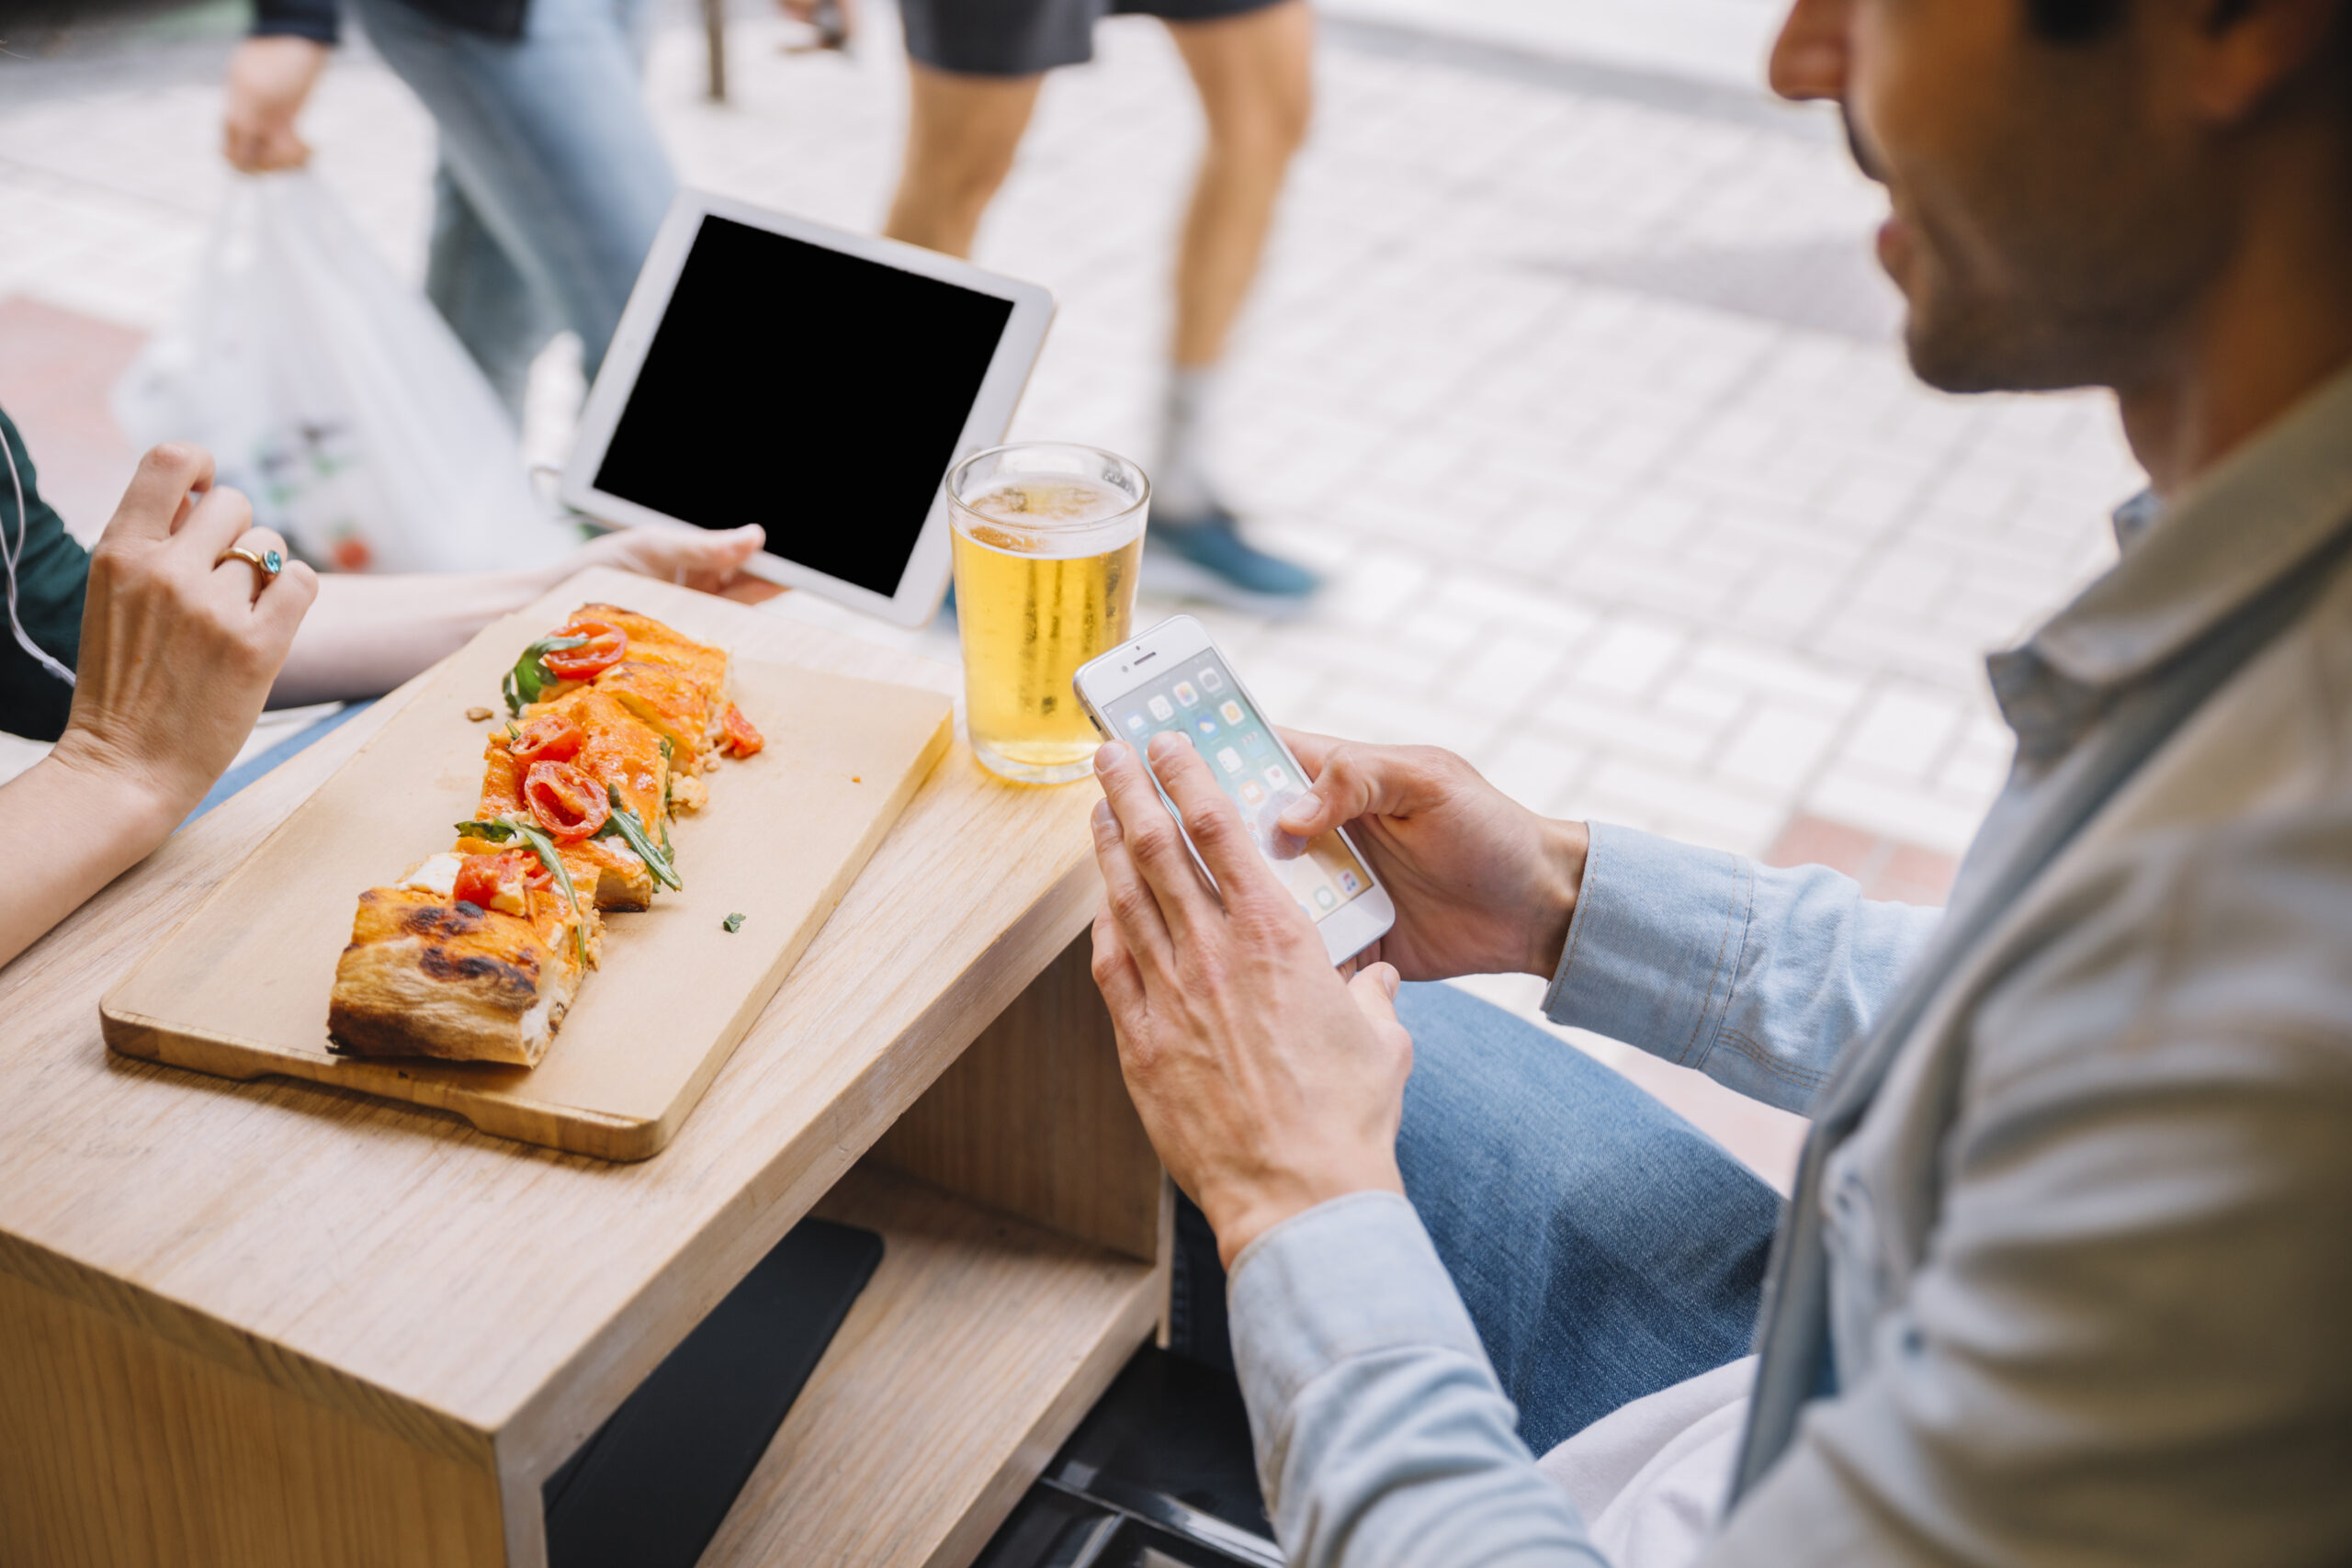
[1090,732,1414,1269]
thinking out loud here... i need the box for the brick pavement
[0,2,2147,1179]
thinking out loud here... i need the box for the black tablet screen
[593,215,1017,598]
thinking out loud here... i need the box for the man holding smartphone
[1086,0,2352,1563]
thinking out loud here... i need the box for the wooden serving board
[100,598,953,1162]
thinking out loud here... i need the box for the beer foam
[966,479,1130,526]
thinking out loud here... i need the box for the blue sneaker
[1145,504,1320,615]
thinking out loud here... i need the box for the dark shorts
[899,0,1290,77]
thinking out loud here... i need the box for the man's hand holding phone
[1091,734,1413,1269]
[1276,733,1590,985]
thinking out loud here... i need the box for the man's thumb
[1347,961,1402,1026]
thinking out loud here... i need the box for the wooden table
[0,569,1166,1567]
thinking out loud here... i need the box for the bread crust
[327,888,585,1066]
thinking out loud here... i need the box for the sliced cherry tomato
[452,851,542,913]
[541,619,628,682]
[508,712,583,766]
[525,761,612,840]
[719,703,765,759]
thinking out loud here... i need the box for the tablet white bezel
[560,190,1056,628]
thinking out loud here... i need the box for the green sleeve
[0,408,89,743]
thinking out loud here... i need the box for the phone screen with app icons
[1107,651,1376,922]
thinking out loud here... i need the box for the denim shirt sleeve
[1543,824,1941,1114]
[1231,1192,1609,1568]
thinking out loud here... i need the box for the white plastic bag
[115,171,578,574]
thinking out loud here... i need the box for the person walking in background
[849,0,1321,609]
[220,0,676,416]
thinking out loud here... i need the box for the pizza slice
[503,604,761,775]
[325,852,593,1067]
[468,696,678,910]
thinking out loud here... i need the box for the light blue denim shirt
[1228,365,2352,1567]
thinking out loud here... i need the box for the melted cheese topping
[398,852,463,898]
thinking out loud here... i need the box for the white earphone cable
[1,424,79,688]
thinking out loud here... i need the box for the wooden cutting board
[100,595,953,1162]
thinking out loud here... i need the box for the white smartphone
[1073,615,1397,966]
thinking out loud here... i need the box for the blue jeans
[349,0,676,412]
[1172,981,1781,1457]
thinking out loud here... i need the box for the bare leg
[1144,1,1319,600]
[1166,0,1314,368]
[884,62,1046,259]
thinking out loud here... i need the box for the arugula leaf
[450,818,588,965]
[657,736,677,854]
[501,634,591,716]
[595,785,682,891]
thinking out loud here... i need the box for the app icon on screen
[1201,670,1225,692]
[1217,747,1243,774]
[1263,763,1289,788]
[1337,869,1362,895]
[1314,886,1339,911]
[1193,716,1218,739]
[1219,700,1244,725]
[1124,712,1147,736]
[1174,682,1200,707]
[1148,695,1173,721]
[1242,731,1269,755]
[1239,780,1266,805]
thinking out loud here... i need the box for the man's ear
[2182,0,2347,124]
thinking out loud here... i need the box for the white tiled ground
[0,3,2145,1183]
[1322,0,1786,86]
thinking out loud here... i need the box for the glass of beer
[949,443,1148,784]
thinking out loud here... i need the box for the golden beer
[949,446,1148,784]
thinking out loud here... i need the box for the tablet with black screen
[562,192,1054,626]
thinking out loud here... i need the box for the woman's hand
[53,444,318,826]
[4,445,317,971]
[1091,734,1414,1268]
[223,36,330,174]
[571,525,782,604]
[1276,732,1589,983]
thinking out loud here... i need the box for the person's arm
[1273,738,1941,1115]
[1544,825,1940,1113]
[1090,734,1605,1567]
[1,446,316,970]
[1706,818,2352,1566]
[223,20,333,174]
[266,525,773,706]
[1084,733,1936,1568]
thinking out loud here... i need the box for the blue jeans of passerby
[348,0,676,412]
[1171,981,1781,1456]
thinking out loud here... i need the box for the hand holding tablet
[561,193,1055,627]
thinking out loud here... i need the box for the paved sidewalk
[0,2,2144,1182]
